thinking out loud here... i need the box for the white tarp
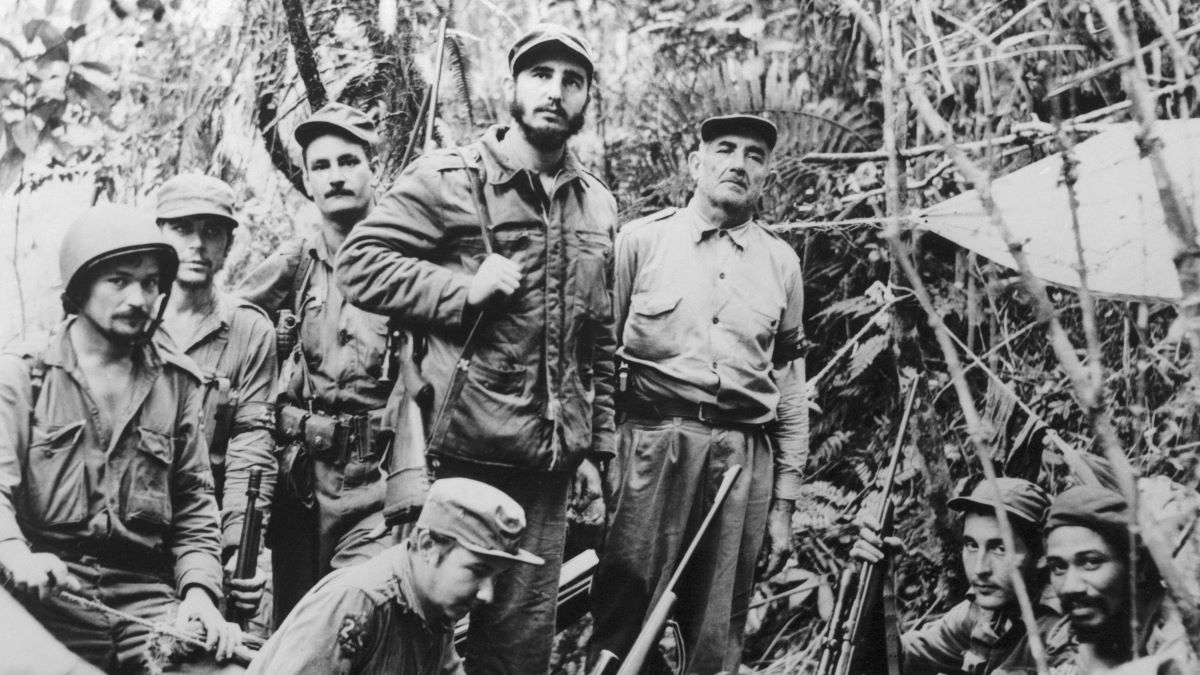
[919,121,1200,302]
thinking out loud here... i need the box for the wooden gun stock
[230,468,264,627]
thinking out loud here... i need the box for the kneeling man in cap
[247,478,543,674]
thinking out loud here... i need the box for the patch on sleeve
[337,612,369,659]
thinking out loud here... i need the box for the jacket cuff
[175,551,224,602]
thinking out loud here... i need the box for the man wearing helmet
[0,205,244,670]
[156,173,277,626]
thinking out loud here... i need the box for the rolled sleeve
[768,358,808,501]
[0,356,30,545]
[219,317,278,553]
[336,157,475,330]
[169,382,224,600]
[901,599,977,674]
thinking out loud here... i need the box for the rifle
[229,468,264,627]
[817,381,918,675]
[589,465,744,675]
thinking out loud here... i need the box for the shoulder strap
[455,147,494,254]
[291,246,316,316]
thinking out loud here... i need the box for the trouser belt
[276,404,388,465]
[619,398,767,430]
[35,543,168,575]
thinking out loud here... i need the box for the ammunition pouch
[275,403,387,466]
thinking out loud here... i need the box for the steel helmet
[59,204,180,310]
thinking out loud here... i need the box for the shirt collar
[478,125,587,191]
[395,541,455,634]
[160,293,231,354]
[684,198,753,249]
[43,316,161,376]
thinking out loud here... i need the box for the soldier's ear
[502,73,515,102]
[687,151,702,180]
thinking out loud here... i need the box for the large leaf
[10,117,40,156]
[0,37,22,60]
[24,20,69,64]
[0,147,25,193]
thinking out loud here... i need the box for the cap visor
[459,540,545,566]
[157,207,237,227]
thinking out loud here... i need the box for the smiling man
[236,103,399,627]
[587,114,808,674]
[855,476,1056,674]
[335,23,616,675]
[246,478,542,675]
[156,173,277,626]
[1043,485,1196,674]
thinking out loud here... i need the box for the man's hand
[467,254,521,307]
[571,459,606,525]
[175,586,242,663]
[223,557,267,617]
[849,513,904,564]
[0,541,80,602]
[764,500,794,578]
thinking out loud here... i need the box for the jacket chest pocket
[24,421,88,526]
[624,291,683,361]
[122,427,174,533]
[573,230,612,318]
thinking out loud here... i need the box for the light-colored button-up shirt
[614,200,808,499]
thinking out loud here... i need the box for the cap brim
[947,495,1038,525]
[511,39,594,76]
[295,121,377,150]
[459,540,545,566]
[157,207,238,228]
[701,116,778,149]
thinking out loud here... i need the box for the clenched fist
[467,254,521,307]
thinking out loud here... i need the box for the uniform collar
[684,199,754,249]
[160,292,232,354]
[478,125,587,190]
[43,316,161,374]
[395,542,455,634]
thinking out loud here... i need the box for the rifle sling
[425,148,494,451]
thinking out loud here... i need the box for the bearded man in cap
[0,205,243,670]
[853,476,1059,674]
[586,114,807,674]
[247,478,542,674]
[1043,485,1197,674]
[156,173,277,624]
[236,103,399,626]
[335,23,616,674]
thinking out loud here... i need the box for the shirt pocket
[624,291,683,361]
[573,230,612,318]
[25,421,88,526]
[124,427,174,533]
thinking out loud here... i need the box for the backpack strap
[26,352,47,429]
[291,245,317,317]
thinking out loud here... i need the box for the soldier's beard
[510,97,586,151]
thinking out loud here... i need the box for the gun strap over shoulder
[291,246,316,317]
[425,148,494,451]
[27,352,47,428]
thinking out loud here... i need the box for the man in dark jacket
[335,23,616,675]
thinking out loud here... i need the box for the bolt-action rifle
[229,468,264,627]
[817,382,918,675]
[589,465,744,675]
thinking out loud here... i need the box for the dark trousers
[20,559,243,674]
[434,461,571,675]
[590,418,772,675]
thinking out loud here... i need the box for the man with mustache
[587,114,808,674]
[156,173,277,628]
[1043,485,1196,674]
[247,478,542,674]
[0,205,243,670]
[237,103,398,626]
[853,476,1058,674]
[335,23,616,675]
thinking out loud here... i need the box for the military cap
[700,113,778,150]
[1045,485,1131,550]
[294,102,380,150]
[948,476,1051,526]
[508,23,594,78]
[417,478,544,565]
[156,173,238,229]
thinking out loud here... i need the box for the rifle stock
[819,381,918,675]
[230,468,264,627]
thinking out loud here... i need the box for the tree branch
[281,0,326,109]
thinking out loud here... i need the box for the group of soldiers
[0,18,1195,675]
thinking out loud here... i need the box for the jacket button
[712,317,719,324]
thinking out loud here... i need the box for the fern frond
[444,32,474,127]
[848,333,891,380]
